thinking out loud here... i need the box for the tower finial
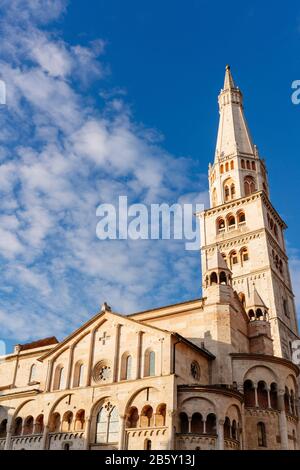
[223,64,235,90]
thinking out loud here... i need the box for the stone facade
[0,66,299,451]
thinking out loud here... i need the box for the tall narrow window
[283,299,290,318]
[29,364,37,383]
[149,351,155,376]
[257,422,267,447]
[230,160,234,170]
[126,355,132,380]
[241,159,245,169]
[244,176,256,196]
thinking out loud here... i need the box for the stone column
[278,390,289,450]
[254,384,259,407]
[66,345,74,390]
[188,417,192,433]
[86,329,96,387]
[83,417,91,450]
[167,410,176,450]
[267,388,271,409]
[136,331,144,380]
[41,425,49,450]
[45,360,54,392]
[217,419,225,450]
[118,414,126,450]
[113,324,122,382]
[203,419,206,434]
[4,426,12,451]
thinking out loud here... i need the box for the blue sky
[0,0,299,353]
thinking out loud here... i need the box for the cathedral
[0,66,299,451]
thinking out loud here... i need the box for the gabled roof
[15,337,58,352]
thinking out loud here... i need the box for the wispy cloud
[0,0,205,344]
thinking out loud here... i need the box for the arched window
[140,405,154,428]
[53,365,65,391]
[95,406,119,444]
[0,419,7,438]
[156,404,166,427]
[241,159,245,169]
[219,271,227,285]
[270,383,278,410]
[206,413,217,435]
[257,422,267,447]
[238,211,246,224]
[29,364,37,384]
[231,184,236,198]
[49,412,61,433]
[284,387,290,414]
[244,380,255,407]
[179,412,189,434]
[34,414,44,434]
[191,413,203,434]
[63,443,70,451]
[252,161,256,171]
[246,160,251,170]
[244,176,256,196]
[224,417,231,439]
[217,218,225,233]
[240,247,249,264]
[126,407,139,429]
[227,215,236,229]
[126,355,132,380]
[210,272,218,285]
[13,417,23,436]
[62,411,73,432]
[230,251,238,268]
[144,350,155,377]
[75,410,85,431]
[23,416,34,435]
[220,164,224,174]
[232,420,237,440]
[230,160,234,170]
[257,381,268,409]
[224,185,230,202]
[256,308,263,320]
[248,309,255,321]
[225,162,229,172]
[73,361,85,388]
[144,439,152,450]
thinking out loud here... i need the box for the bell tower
[199,66,299,359]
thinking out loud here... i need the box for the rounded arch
[74,409,85,431]
[23,415,34,435]
[226,213,236,229]
[62,411,73,432]
[73,360,85,388]
[124,386,160,414]
[140,405,154,427]
[191,412,203,434]
[34,414,44,434]
[126,406,139,429]
[210,272,218,285]
[244,175,256,196]
[155,403,166,427]
[179,412,188,434]
[243,365,278,388]
[219,271,227,285]
[216,217,225,233]
[120,351,133,381]
[237,210,246,224]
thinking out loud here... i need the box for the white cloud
[0,0,206,346]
